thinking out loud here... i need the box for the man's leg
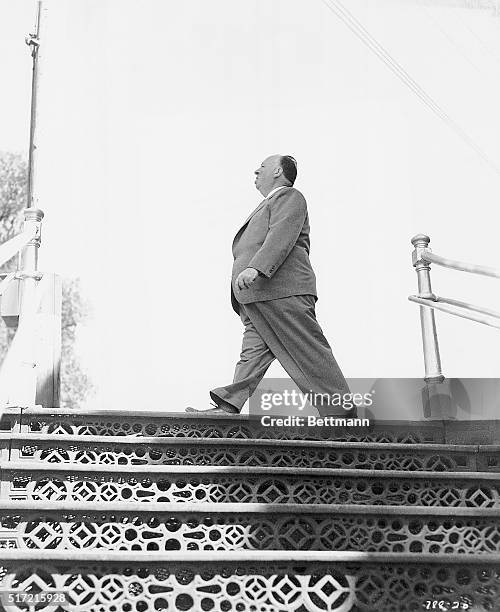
[243,295,352,416]
[210,305,275,412]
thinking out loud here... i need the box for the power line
[419,4,483,74]
[453,9,500,66]
[320,0,500,176]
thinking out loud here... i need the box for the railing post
[12,208,44,406]
[19,209,43,274]
[18,208,44,322]
[411,234,444,384]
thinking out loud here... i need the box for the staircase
[0,409,499,611]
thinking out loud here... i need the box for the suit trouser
[210,294,350,416]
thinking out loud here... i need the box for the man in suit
[186,154,350,415]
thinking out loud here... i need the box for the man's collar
[265,185,289,200]
[239,186,290,230]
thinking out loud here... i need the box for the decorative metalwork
[1,561,499,611]
[4,471,499,507]
[479,452,500,472]
[13,415,442,443]
[10,440,476,471]
[1,511,500,555]
[1,411,499,611]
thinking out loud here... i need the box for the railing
[409,234,500,383]
[0,208,45,411]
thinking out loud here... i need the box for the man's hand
[236,267,259,290]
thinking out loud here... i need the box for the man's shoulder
[271,186,307,205]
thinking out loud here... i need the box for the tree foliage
[0,152,27,269]
[0,152,27,357]
[60,277,93,409]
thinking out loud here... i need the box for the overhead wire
[320,0,500,176]
[453,8,500,66]
[419,4,483,74]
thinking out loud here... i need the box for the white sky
[1,0,499,411]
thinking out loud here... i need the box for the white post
[13,209,44,407]
[411,234,444,384]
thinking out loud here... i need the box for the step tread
[3,408,438,422]
[0,432,482,452]
[2,549,500,563]
[0,499,498,516]
[2,460,498,479]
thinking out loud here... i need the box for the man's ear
[274,166,283,177]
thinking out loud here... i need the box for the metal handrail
[409,296,500,330]
[0,226,37,270]
[436,296,500,319]
[410,234,499,384]
[421,249,500,279]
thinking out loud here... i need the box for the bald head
[254,154,297,197]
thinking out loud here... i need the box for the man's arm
[248,189,307,278]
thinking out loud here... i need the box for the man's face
[254,155,281,196]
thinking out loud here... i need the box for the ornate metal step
[2,463,499,507]
[1,501,499,555]
[2,433,494,471]
[3,409,500,441]
[0,554,499,612]
[1,408,449,442]
[1,409,499,611]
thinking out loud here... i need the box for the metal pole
[21,0,46,329]
[411,234,444,384]
[26,1,44,209]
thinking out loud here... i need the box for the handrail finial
[23,207,44,223]
[411,234,430,248]
[22,207,44,251]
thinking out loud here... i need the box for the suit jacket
[231,186,317,314]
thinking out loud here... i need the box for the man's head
[254,154,297,196]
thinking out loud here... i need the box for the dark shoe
[185,401,239,415]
